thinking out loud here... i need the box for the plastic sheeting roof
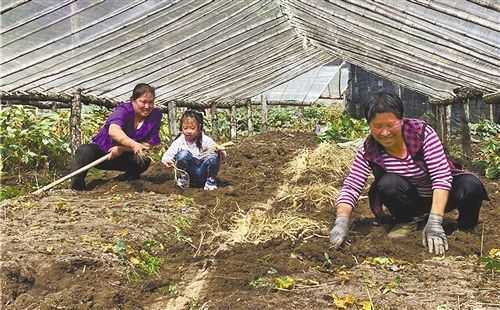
[1,0,499,105]
[1,0,336,106]
[282,0,500,100]
[251,61,341,103]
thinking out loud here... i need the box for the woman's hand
[330,203,353,249]
[330,216,350,249]
[422,213,448,255]
[109,146,124,159]
[131,141,150,155]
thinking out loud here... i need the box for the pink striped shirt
[336,126,452,208]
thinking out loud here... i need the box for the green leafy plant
[0,185,22,201]
[470,120,500,138]
[273,276,295,290]
[135,249,161,276]
[475,137,500,179]
[249,277,271,289]
[113,239,162,280]
[319,112,369,143]
[0,106,71,173]
[159,282,178,297]
[481,248,500,272]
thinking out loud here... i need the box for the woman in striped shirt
[330,91,488,255]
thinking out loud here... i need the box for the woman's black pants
[70,143,150,190]
[374,173,487,229]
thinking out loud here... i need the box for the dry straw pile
[224,142,357,245]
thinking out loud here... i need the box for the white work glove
[422,213,448,255]
[330,216,350,249]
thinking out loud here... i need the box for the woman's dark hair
[131,83,155,101]
[177,108,205,150]
[364,91,404,123]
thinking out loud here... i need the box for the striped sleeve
[335,146,371,208]
[422,126,452,191]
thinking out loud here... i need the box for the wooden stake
[455,99,472,159]
[230,103,237,140]
[247,99,253,135]
[210,103,217,139]
[167,101,177,139]
[261,94,268,131]
[70,89,82,155]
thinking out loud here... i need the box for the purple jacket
[92,101,162,152]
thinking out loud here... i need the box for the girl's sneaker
[176,174,189,188]
[204,177,217,191]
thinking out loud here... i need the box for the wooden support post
[298,104,304,116]
[210,103,217,139]
[494,104,499,123]
[167,101,177,139]
[442,105,449,146]
[70,89,82,155]
[457,99,472,160]
[431,104,441,139]
[261,94,268,131]
[490,102,494,122]
[230,104,237,140]
[247,99,253,135]
[433,104,448,145]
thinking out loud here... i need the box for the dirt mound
[1,131,498,309]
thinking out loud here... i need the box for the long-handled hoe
[32,153,111,195]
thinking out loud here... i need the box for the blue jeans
[175,150,220,187]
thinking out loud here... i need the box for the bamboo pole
[261,94,268,131]
[230,103,237,139]
[247,99,253,135]
[1,0,77,35]
[468,0,500,11]
[167,101,177,139]
[210,103,217,139]
[407,0,499,32]
[0,0,32,15]
[70,89,82,155]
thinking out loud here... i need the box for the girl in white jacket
[161,109,226,190]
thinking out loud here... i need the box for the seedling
[273,276,295,290]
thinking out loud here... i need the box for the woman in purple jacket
[71,83,162,190]
[330,91,488,255]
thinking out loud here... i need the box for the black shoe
[116,173,140,181]
[71,179,86,191]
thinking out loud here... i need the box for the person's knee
[175,150,192,162]
[138,157,151,173]
[205,154,220,166]
[453,175,485,201]
[74,144,99,166]
[376,173,406,196]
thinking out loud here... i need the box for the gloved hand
[422,213,448,255]
[330,216,350,249]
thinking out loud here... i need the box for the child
[161,109,226,190]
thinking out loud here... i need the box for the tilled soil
[1,131,498,309]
